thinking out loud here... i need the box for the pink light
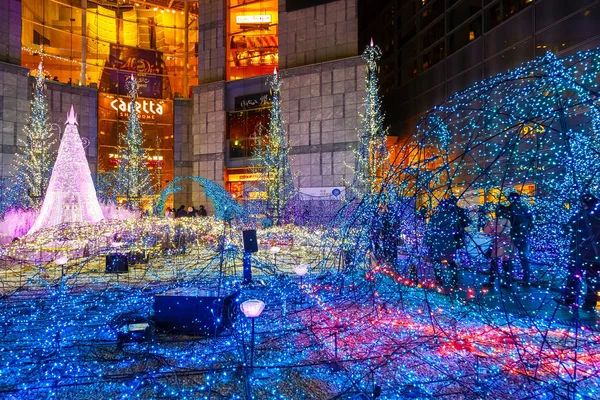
[240,300,265,318]
[293,264,308,276]
[54,256,68,265]
[28,106,104,234]
[65,105,78,126]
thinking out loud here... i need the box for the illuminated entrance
[21,0,199,203]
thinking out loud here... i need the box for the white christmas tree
[9,62,56,210]
[28,106,104,234]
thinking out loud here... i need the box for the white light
[270,246,280,254]
[240,300,265,318]
[293,264,308,276]
[54,256,68,265]
[236,15,272,24]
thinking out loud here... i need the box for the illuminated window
[227,0,278,81]
[20,0,196,196]
[21,0,198,97]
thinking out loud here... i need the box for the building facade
[0,0,366,213]
[360,0,600,138]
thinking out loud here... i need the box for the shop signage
[234,92,271,110]
[110,98,164,117]
[299,187,345,200]
[235,15,272,24]
[229,173,263,182]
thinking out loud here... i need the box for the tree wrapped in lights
[9,62,56,210]
[353,39,389,200]
[115,75,153,209]
[338,40,394,270]
[254,68,295,225]
[28,106,104,234]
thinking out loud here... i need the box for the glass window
[21,1,198,97]
[535,0,596,31]
[398,39,417,65]
[227,0,278,81]
[449,17,482,54]
[418,83,446,114]
[485,0,533,32]
[484,7,533,58]
[535,4,600,56]
[419,61,445,92]
[448,0,482,32]
[448,65,483,95]
[21,0,198,197]
[447,39,482,77]
[484,39,534,77]
[421,19,445,50]
[399,58,418,85]
[421,42,445,71]
[98,94,174,194]
[399,1,416,27]
[399,20,417,47]
[420,0,444,29]
[286,0,336,12]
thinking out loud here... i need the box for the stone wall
[280,56,365,188]
[278,0,358,70]
[0,0,22,65]
[173,98,194,207]
[197,0,226,84]
[0,62,98,181]
[191,82,226,214]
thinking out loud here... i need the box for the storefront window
[21,0,197,199]
[98,93,173,195]
[227,0,278,81]
[21,0,198,96]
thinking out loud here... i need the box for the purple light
[29,106,104,234]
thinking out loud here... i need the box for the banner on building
[299,187,345,200]
[102,44,164,98]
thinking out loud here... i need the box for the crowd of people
[164,205,208,219]
[423,192,600,311]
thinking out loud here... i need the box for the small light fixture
[293,264,308,276]
[240,299,265,318]
[54,256,68,265]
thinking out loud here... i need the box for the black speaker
[243,230,258,253]
[127,251,148,265]
[153,289,239,336]
[106,254,128,273]
[373,385,382,398]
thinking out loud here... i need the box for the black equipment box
[106,254,128,273]
[243,230,258,253]
[153,288,239,336]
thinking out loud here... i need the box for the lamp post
[293,264,308,305]
[54,256,68,280]
[270,246,280,268]
[240,299,264,370]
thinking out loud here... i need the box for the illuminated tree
[115,75,152,209]
[28,106,104,234]
[9,62,56,210]
[254,68,295,225]
[353,39,389,200]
